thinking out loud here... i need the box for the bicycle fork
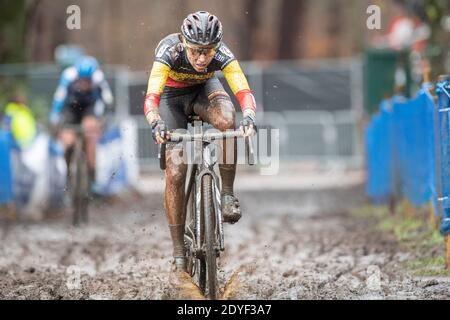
[195,171,224,253]
[193,143,225,256]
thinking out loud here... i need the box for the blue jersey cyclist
[50,56,113,185]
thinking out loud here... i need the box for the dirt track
[1,185,449,300]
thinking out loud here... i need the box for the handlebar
[158,130,255,170]
[167,130,243,142]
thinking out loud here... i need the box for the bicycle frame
[159,122,254,297]
[185,141,225,257]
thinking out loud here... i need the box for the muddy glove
[151,119,167,144]
[239,114,256,137]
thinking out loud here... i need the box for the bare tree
[0,0,41,63]
[239,0,260,60]
[277,0,306,59]
[327,0,342,57]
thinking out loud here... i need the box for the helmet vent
[181,11,223,46]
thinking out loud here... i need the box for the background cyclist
[49,55,114,191]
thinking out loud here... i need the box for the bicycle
[158,116,254,299]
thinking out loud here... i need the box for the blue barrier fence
[366,78,450,235]
[436,79,450,234]
[0,130,13,204]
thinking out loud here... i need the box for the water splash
[169,271,206,300]
[220,270,242,300]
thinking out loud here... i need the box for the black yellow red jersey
[154,33,235,85]
[144,33,257,123]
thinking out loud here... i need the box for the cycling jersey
[51,67,113,119]
[144,33,256,123]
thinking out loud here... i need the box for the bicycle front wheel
[202,174,218,299]
[71,140,89,226]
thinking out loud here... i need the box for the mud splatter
[168,271,205,300]
[220,268,243,300]
[0,187,449,299]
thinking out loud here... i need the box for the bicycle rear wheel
[202,174,218,299]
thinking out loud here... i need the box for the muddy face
[185,45,215,72]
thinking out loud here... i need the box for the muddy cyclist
[144,11,257,273]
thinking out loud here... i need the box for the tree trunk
[240,0,260,60]
[277,0,306,60]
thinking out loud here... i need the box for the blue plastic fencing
[395,92,436,207]
[365,100,394,204]
[95,125,129,196]
[436,78,450,234]
[365,88,439,227]
[0,130,13,204]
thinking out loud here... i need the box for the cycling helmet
[54,45,85,69]
[181,11,223,47]
[75,56,99,78]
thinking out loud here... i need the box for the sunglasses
[184,41,217,58]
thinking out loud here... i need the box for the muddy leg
[200,97,237,196]
[164,145,188,259]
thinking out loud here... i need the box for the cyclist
[49,55,114,188]
[144,11,257,272]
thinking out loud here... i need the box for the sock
[220,136,237,196]
[169,224,186,257]
[219,164,236,196]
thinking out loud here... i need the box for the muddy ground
[0,184,449,300]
